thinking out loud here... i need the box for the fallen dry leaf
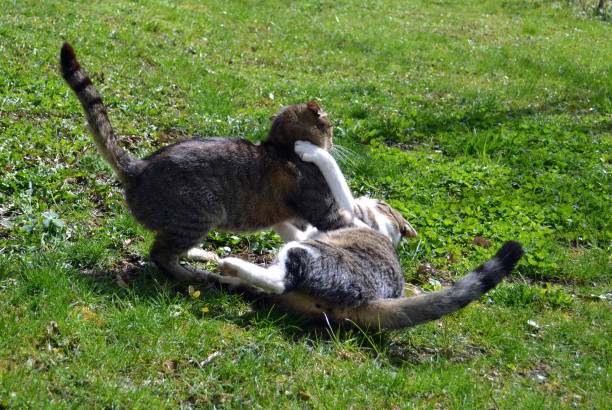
[471,236,492,248]
[417,263,437,274]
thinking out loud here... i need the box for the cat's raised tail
[60,42,138,183]
[353,241,524,330]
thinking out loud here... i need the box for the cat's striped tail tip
[60,42,80,77]
[495,240,524,268]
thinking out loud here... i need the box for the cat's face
[268,101,333,150]
[353,197,417,247]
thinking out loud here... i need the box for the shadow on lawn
[355,97,611,150]
[81,255,449,367]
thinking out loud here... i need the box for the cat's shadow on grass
[84,260,438,368]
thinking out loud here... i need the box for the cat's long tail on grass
[60,42,139,183]
[352,241,524,330]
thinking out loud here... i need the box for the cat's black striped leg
[151,232,212,283]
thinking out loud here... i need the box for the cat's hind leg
[218,258,286,294]
[151,231,212,283]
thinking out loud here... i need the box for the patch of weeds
[64,239,111,272]
[487,282,574,310]
[321,319,390,360]
[2,208,72,254]
[206,230,282,260]
[460,128,506,161]
[555,245,611,285]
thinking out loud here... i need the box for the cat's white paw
[219,258,286,294]
[299,225,320,240]
[184,248,219,262]
[217,258,242,276]
[295,140,323,162]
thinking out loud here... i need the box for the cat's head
[267,101,333,150]
[353,197,417,247]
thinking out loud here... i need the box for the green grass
[1,0,611,407]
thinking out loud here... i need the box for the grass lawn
[1,0,610,407]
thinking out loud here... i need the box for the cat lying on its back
[60,43,355,283]
[211,142,524,329]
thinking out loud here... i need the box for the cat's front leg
[294,140,355,214]
[218,258,286,294]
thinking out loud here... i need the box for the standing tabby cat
[215,142,524,329]
[60,42,353,283]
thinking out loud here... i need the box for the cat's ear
[400,221,418,238]
[306,101,322,117]
[389,208,417,238]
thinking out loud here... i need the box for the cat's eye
[316,121,330,131]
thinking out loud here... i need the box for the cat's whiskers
[330,144,358,168]
[332,144,358,158]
